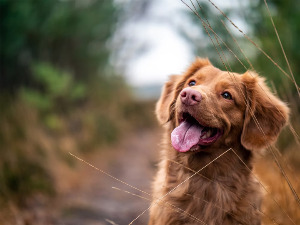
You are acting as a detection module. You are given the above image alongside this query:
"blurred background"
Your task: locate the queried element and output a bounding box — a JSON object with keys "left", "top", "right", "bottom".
{"left": 0, "top": 0, "right": 299, "bottom": 224}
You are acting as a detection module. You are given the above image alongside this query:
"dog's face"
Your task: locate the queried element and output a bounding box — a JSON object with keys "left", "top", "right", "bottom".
{"left": 156, "top": 58, "right": 289, "bottom": 153}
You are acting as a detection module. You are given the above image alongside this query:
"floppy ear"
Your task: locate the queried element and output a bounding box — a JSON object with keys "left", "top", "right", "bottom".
{"left": 155, "top": 75, "right": 181, "bottom": 124}
{"left": 241, "top": 72, "right": 289, "bottom": 150}
{"left": 155, "top": 57, "right": 211, "bottom": 124}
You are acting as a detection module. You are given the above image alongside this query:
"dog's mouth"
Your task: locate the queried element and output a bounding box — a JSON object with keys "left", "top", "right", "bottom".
{"left": 171, "top": 112, "right": 222, "bottom": 153}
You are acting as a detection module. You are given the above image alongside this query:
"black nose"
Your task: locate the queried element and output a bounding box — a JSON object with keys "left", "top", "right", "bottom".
{"left": 180, "top": 88, "right": 202, "bottom": 105}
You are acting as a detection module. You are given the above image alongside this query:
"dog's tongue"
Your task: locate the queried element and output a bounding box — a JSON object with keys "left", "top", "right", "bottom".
{"left": 171, "top": 120, "right": 203, "bottom": 152}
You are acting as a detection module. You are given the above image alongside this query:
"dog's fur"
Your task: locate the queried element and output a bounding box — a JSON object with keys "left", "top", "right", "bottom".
{"left": 149, "top": 58, "right": 289, "bottom": 225}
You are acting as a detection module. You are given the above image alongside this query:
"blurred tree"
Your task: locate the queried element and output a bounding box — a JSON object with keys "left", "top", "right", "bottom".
{"left": 246, "top": 0, "right": 300, "bottom": 92}
{"left": 0, "top": 0, "right": 118, "bottom": 94}
{"left": 0, "top": 0, "right": 132, "bottom": 210}
{"left": 180, "top": 1, "right": 252, "bottom": 73}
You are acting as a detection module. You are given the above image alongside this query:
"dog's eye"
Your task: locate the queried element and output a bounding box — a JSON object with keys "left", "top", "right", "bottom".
{"left": 221, "top": 91, "right": 232, "bottom": 100}
{"left": 188, "top": 80, "right": 196, "bottom": 86}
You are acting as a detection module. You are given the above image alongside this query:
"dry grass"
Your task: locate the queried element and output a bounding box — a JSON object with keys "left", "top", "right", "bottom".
{"left": 255, "top": 148, "right": 300, "bottom": 225}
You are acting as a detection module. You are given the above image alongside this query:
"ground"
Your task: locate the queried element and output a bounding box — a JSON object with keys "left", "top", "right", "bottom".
{"left": 56, "top": 129, "right": 161, "bottom": 225}
{"left": 3, "top": 127, "right": 299, "bottom": 225}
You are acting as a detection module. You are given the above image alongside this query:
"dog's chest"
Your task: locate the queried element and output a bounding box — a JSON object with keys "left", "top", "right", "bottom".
{"left": 171, "top": 173, "right": 238, "bottom": 207}
{"left": 165, "top": 167, "right": 245, "bottom": 223}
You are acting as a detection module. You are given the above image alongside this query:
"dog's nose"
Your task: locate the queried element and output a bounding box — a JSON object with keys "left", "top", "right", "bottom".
{"left": 180, "top": 88, "right": 202, "bottom": 105}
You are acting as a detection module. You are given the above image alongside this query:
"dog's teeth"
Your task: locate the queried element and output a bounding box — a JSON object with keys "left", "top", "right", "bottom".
{"left": 190, "top": 146, "right": 199, "bottom": 151}
{"left": 207, "top": 129, "right": 212, "bottom": 137}
{"left": 200, "top": 129, "right": 214, "bottom": 139}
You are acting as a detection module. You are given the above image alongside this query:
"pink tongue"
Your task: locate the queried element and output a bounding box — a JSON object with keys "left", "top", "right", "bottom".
{"left": 171, "top": 120, "right": 203, "bottom": 152}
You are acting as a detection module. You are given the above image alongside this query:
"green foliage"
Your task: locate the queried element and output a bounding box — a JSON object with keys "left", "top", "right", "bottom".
{"left": 0, "top": 0, "right": 118, "bottom": 93}
{"left": 122, "top": 100, "right": 157, "bottom": 129}
{"left": 96, "top": 115, "right": 119, "bottom": 145}
{"left": 21, "top": 62, "right": 86, "bottom": 112}
{"left": 19, "top": 62, "right": 87, "bottom": 131}
{"left": 242, "top": 0, "right": 300, "bottom": 93}
{"left": 0, "top": 154, "right": 54, "bottom": 205}
{"left": 0, "top": 1, "right": 155, "bottom": 214}
{"left": 0, "top": 102, "right": 54, "bottom": 206}
{"left": 21, "top": 88, "right": 53, "bottom": 111}
{"left": 32, "top": 63, "right": 72, "bottom": 98}
{"left": 182, "top": 2, "right": 249, "bottom": 71}
{"left": 0, "top": 0, "right": 125, "bottom": 211}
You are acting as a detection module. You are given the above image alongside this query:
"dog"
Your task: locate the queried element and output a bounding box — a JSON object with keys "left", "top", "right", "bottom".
{"left": 148, "top": 58, "right": 289, "bottom": 225}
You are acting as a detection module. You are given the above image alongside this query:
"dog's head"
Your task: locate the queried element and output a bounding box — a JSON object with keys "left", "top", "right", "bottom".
{"left": 156, "top": 58, "right": 289, "bottom": 153}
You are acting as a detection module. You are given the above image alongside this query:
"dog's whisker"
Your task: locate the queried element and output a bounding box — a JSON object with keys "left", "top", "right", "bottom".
{"left": 288, "top": 123, "right": 300, "bottom": 144}
{"left": 69, "top": 152, "right": 151, "bottom": 197}
{"left": 167, "top": 159, "right": 212, "bottom": 182}
{"left": 112, "top": 187, "right": 151, "bottom": 201}
{"left": 112, "top": 186, "right": 207, "bottom": 225}
{"left": 105, "top": 219, "right": 119, "bottom": 225}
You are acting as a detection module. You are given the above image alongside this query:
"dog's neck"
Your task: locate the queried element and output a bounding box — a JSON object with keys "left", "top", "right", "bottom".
{"left": 185, "top": 148, "right": 251, "bottom": 179}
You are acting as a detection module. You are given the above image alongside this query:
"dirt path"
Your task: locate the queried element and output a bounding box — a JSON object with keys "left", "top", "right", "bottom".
{"left": 56, "top": 128, "right": 161, "bottom": 225}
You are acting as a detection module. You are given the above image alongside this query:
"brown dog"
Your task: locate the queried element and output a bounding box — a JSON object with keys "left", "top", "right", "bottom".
{"left": 149, "top": 58, "right": 289, "bottom": 225}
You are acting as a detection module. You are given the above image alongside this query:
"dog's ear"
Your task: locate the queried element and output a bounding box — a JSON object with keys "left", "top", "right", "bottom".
{"left": 156, "top": 75, "right": 181, "bottom": 124}
{"left": 241, "top": 72, "right": 289, "bottom": 150}
{"left": 156, "top": 58, "right": 211, "bottom": 124}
